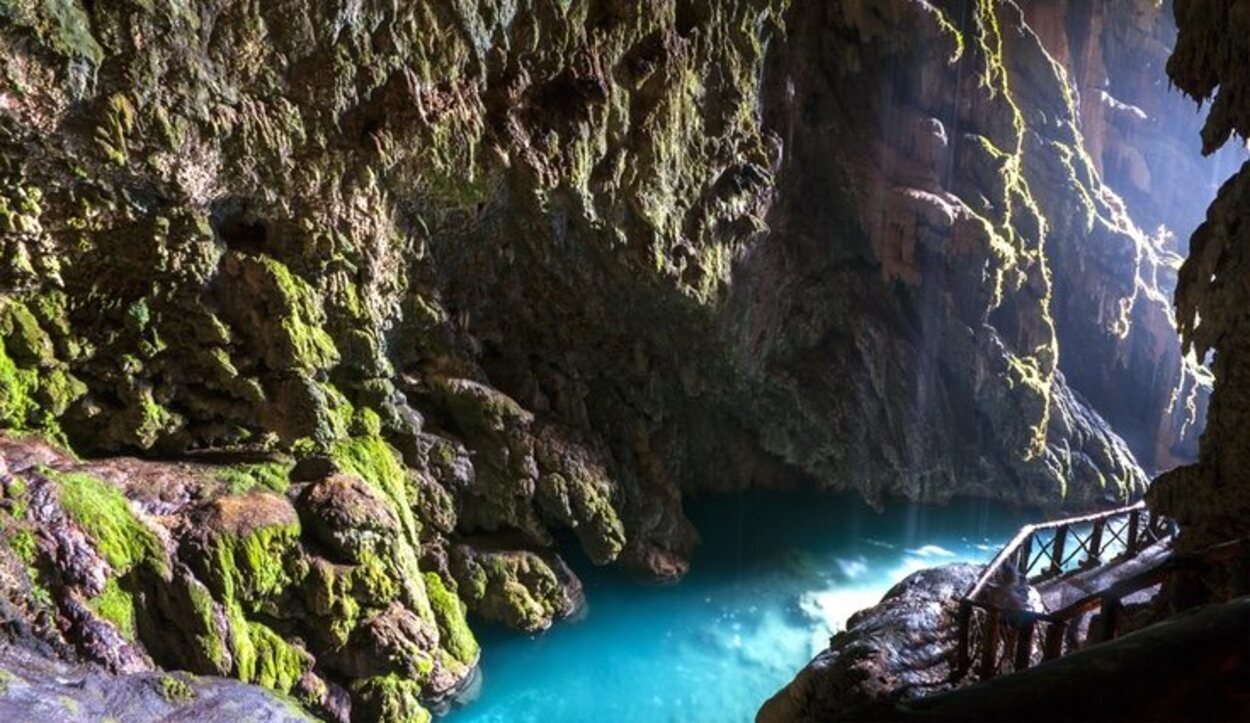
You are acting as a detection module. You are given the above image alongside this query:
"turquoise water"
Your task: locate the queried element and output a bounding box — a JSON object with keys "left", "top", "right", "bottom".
{"left": 444, "top": 491, "right": 1038, "bottom": 723}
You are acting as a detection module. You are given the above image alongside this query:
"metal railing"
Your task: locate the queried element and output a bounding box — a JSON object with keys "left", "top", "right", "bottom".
{"left": 955, "top": 501, "right": 1175, "bottom": 680}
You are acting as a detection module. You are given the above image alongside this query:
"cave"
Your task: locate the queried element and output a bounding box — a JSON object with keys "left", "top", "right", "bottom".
{"left": 2, "top": 1, "right": 1250, "bottom": 722}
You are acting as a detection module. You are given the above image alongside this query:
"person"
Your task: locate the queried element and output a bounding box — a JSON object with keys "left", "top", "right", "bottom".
{"left": 981, "top": 564, "right": 1043, "bottom": 671}
{"left": 984, "top": 564, "right": 1035, "bottom": 621}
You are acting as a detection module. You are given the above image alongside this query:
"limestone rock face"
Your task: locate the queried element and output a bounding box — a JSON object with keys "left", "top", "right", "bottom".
{"left": 1015, "top": 0, "right": 1247, "bottom": 479}
{"left": 745, "top": 0, "right": 1195, "bottom": 510}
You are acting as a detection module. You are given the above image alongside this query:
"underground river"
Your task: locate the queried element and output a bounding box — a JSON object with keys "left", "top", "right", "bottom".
{"left": 443, "top": 491, "right": 1040, "bottom": 722}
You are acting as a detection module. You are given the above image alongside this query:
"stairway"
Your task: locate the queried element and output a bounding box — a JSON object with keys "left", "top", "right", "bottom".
{"left": 954, "top": 502, "right": 1176, "bottom": 680}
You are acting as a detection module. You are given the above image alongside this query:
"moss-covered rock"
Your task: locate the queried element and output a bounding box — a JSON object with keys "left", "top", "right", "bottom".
{"left": 423, "top": 571, "right": 479, "bottom": 668}
{"left": 351, "top": 674, "right": 432, "bottom": 723}
{"left": 449, "top": 544, "right": 582, "bottom": 633}
{"left": 42, "top": 467, "right": 168, "bottom": 578}
{"left": 0, "top": 432, "right": 482, "bottom": 719}
{"left": 218, "top": 253, "right": 339, "bottom": 374}
{"left": 295, "top": 473, "right": 401, "bottom": 563}
{"left": 181, "top": 492, "right": 301, "bottom": 612}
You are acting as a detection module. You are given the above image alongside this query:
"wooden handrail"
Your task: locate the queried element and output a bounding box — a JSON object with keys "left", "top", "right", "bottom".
{"left": 966, "top": 501, "right": 1151, "bottom": 601}
{"left": 955, "top": 535, "right": 1247, "bottom": 681}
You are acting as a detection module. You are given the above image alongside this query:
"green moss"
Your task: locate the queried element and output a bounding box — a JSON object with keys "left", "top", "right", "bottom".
{"left": 158, "top": 675, "right": 195, "bottom": 704}
{"left": 89, "top": 577, "right": 136, "bottom": 639}
{"left": 184, "top": 575, "right": 230, "bottom": 672}
{"left": 329, "top": 436, "right": 420, "bottom": 543}
{"left": 931, "top": 5, "right": 966, "bottom": 63}
{"left": 305, "top": 558, "right": 359, "bottom": 645}
{"left": 6, "top": 477, "right": 29, "bottom": 520}
{"left": 3, "top": 300, "right": 54, "bottom": 365}
{"left": 215, "top": 461, "right": 294, "bottom": 494}
{"left": 9, "top": 528, "right": 35, "bottom": 563}
{"left": 354, "top": 674, "right": 432, "bottom": 723}
{"left": 244, "top": 617, "right": 308, "bottom": 692}
{"left": 431, "top": 377, "right": 531, "bottom": 436}
{"left": 327, "top": 436, "right": 436, "bottom": 622}
{"left": 125, "top": 298, "right": 151, "bottom": 333}
{"left": 0, "top": 341, "right": 39, "bottom": 427}
{"left": 0, "top": 0, "right": 104, "bottom": 64}
{"left": 323, "top": 383, "right": 355, "bottom": 441}
{"left": 95, "top": 93, "right": 136, "bottom": 166}
{"left": 7, "top": 527, "right": 51, "bottom": 607}
{"left": 424, "top": 572, "right": 479, "bottom": 666}
{"left": 200, "top": 513, "right": 300, "bottom": 611}
{"left": 37, "top": 368, "right": 87, "bottom": 417}
{"left": 42, "top": 467, "right": 167, "bottom": 576}
{"left": 351, "top": 407, "right": 382, "bottom": 437}
{"left": 970, "top": 0, "right": 1057, "bottom": 459}
{"left": 220, "top": 598, "right": 309, "bottom": 693}
{"left": 347, "top": 550, "right": 399, "bottom": 604}
{"left": 254, "top": 256, "right": 339, "bottom": 371}
{"left": 134, "top": 389, "right": 178, "bottom": 447}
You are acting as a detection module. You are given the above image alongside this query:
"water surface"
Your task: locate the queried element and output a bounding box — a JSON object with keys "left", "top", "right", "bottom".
{"left": 445, "top": 491, "right": 1038, "bottom": 723}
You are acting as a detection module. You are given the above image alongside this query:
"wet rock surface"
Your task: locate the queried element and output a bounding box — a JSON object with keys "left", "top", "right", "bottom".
{"left": 757, "top": 563, "right": 981, "bottom": 723}
{"left": 0, "top": 643, "right": 312, "bottom": 723}
{"left": 842, "top": 594, "right": 1250, "bottom": 722}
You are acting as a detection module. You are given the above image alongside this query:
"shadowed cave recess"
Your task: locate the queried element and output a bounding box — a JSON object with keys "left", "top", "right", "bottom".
{"left": 1, "top": 0, "right": 1249, "bottom": 721}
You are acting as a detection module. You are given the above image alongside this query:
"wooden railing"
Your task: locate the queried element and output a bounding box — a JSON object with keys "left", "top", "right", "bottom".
{"left": 955, "top": 502, "right": 1176, "bottom": 680}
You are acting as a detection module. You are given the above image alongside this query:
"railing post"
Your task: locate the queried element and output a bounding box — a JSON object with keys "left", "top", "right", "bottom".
{"left": 1013, "top": 618, "right": 1035, "bottom": 672}
{"left": 1100, "top": 598, "right": 1121, "bottom": 642}
{"left": 955, "top": 600, "right": 972, "bottom": 678}
{"left": 1049, "top": 526, "right": 1068, "bottom": 577}
{"left": 1126, "top": 510, "right": 1141, "bottom": 556}
{"left": 980, "top": 608, "right": 1002, "bottom": 679}
{"left": 1087, "top": 519, "right": 1105, "bottom": 567}
{"left": 1018, "top": 533, "right": 1034, "bottom": 577}
{"left": 1043, "top": 620, "right": 1066, "bottom": 661}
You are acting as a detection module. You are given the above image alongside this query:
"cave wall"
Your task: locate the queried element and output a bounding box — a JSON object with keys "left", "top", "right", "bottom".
{"left": 0, "top": 0, "right": 1218, "bottom": 719}
{"left": 1150, "top": 0, "right": 1250, "bottom": 551}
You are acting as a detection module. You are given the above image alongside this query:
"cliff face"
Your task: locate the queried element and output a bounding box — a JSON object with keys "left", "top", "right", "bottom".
{"left": 0, "top": 0, "right": 1213, "bottom": 719}
{"left": 1017, "top": 0, "right": 1228, "bottom": 474}
{"left": 1150, "top": 0, "right": 1250, "bottom": 551}
{"left": 748, "top": 0, "right": 1219, "bottom": 506}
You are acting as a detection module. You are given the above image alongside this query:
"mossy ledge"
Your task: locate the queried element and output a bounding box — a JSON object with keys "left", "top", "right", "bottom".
{"left": 0, "top": 433, "right": 482, "bottom": 721}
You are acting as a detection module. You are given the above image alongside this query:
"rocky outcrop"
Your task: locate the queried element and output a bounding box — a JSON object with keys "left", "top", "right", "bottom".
{"left": 757, "top": 563, "right": 980, "bottom": 722}
{"left": 746, "top": 0, "right": 1178, "bottom": 509}
{"left": 0, "top": 433, "right": 474, "bottom": 721}
{"left": 0, "top": 643, "right": 313, "bottom": 723}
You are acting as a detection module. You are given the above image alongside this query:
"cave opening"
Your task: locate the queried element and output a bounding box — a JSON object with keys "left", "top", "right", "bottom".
{"left": 209, "top": 197, "right": 271, "bottom": 255}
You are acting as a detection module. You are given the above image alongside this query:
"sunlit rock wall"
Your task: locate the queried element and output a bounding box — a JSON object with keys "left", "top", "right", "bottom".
{"left": 1018, "top": 0, "right": 1248, "bottom": 477}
